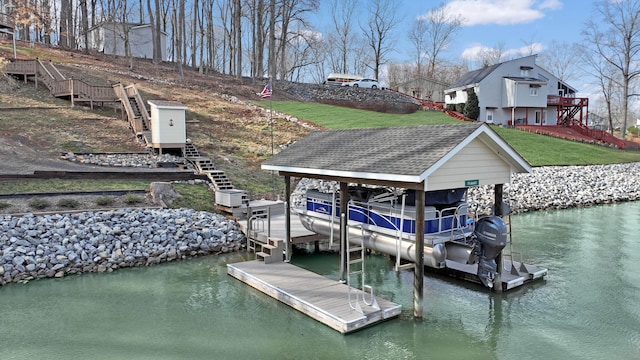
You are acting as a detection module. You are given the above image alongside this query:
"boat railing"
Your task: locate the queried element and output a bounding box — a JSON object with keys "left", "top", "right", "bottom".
{"left": 348, "top": 199, "right": 469, "bottom": 237}
{"left": 303, "top": 193, "right": 470, "bottom": 237}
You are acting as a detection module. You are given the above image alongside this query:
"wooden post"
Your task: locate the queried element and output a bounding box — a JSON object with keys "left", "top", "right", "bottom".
{"left": 414, "top": 184, "right": 425, "bottom": 318}
{"left": 339, "top": 182, "right": 349, "bottom": 282}
{"left": 284, "top": 176, "right": 291, "bottom": 261}
{"left": 70, "top": 78, "right": 74, "bottom": 107}
{"left": 494, "top": 184, "right": 504, "bottom": 293}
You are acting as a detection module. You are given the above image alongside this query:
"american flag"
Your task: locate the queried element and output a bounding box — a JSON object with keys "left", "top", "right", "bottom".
{"left": 258, "top": 81, "right": 272, "bottom": 98}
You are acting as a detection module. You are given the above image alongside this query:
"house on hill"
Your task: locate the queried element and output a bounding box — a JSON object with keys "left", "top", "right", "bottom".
{"left": 444, "top": 55, "right": 587, "bottom": 127}
{"left": 86, "top": 22, "right": 167, "bottom": 61}
{"left": 394, "top": 76, "right": 449, "bottom": 103}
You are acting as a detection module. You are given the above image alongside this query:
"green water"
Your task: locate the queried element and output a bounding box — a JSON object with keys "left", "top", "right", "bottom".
{"left": 0, "top": 202, "right": 639, "bottom": 359}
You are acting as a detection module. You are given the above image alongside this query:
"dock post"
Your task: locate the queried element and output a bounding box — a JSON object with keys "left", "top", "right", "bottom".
{"left": 414, "top": 183, "right": 425, "bottom": 318}
{"left": 494, "top": 184, "right": 504, "bottom": 293}
{"left": 339, "top": 182, "right": 349, "bottom": 282}
{"left": 284, "top": 176, "right": 291, "bottom": 261}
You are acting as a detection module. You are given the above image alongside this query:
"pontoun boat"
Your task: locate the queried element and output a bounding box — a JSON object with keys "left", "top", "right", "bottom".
{"left": 294, "top": 186, "right": 547, "bottom": 290}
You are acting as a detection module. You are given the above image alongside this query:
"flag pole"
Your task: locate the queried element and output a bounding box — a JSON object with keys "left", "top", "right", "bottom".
{"left": 270, "top": 82, "right": 275, "bottom": 198}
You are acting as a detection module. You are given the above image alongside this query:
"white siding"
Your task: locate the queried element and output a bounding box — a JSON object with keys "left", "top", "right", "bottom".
{"left": 426, "top": 139, "right": 511, "bottom": 191}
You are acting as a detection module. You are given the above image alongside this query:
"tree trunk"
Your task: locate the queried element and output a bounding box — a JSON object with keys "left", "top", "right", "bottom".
{"left": 80, "top": 0, "right": 89, "bottom": 54}
{"left": 268, "top": 0, "right": 276, "bottom": 80}
{"left": 191, "top": 0, "right": 198, "bottom": 68}
{"left": 234, "top": 0, "right": 241, "bottom": 78}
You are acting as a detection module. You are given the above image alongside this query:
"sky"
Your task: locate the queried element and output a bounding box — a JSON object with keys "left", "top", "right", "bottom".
{"left": 311, "top": 0, "right": 596, "bottom": 93}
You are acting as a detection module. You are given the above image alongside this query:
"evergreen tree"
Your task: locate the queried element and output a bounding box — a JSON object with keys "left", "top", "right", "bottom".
{"left": 464, "top": 88, "right": 480, "bottom": 120}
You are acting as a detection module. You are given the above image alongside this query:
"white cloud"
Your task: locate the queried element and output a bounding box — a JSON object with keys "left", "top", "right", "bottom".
{"left": 504, "top": 43, "right": 545, "bottom": 57}
{"left": 539, "top": 0, "right": 562, "bottom": 10}
{"left": 460, "top": 42, "right": 545, "bottom": 62}
{"left": 441, "top": 0, "right": 561, "bottom": 26}
{"left": 460, "top": 44, "right": 493, "bottom": 61}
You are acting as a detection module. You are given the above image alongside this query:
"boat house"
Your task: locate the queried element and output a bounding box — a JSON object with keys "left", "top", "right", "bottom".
{"left": 259, "top": 123, "right": 544, "bottom": 320}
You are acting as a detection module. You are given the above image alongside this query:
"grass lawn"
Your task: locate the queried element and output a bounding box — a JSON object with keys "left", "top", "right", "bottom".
{"left": 256, "top": 101, "right": 459, "bottom": 128}
{"left": 257, "top": 101, "right": 640, "bottom": 167}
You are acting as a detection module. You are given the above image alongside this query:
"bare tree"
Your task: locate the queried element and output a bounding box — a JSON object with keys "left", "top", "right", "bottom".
{"left": 361, "top": 0, "right": 400, "bottom": 80}
{"left": 268, "top": 0, "right": 275, "bottom": 80}
{"left": 80, "top": 0, "right": 89, "bottom": 53}
{"left": 59, "top": 0, "right": 72, "bottom": 48}
{"left": 147, "top": 0, "right": 163, "bottom": 64}
{"left": 329, "top": 0, "right": 358, "bottom": 74}
{"left": 582, "top": 43, "right": 624, "bottom": 134}
{"left": 277, "top": 0, "right": 319, "bottom": 80}
{"left": 583, "top": 0, "right": 640, "bottom": 138}
{"left": 414, "top": 3, "right": 462, "bottom": 77}
{"left": 248, "top": 0, "right": 267, "bottom": 78}
{"left": 233, "top": 0, "right": 241, "bottom": 78}
{"left": 538, "top": 40, "right": 580, "bottom": 83}
{"left": 478, "top": 42, "right": 505, "bottom": 67}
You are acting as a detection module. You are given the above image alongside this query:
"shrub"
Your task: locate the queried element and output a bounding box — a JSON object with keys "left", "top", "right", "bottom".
{"left": 95, "top": 196, "right": 115, "bottom": 206}
{"left": 122, "top": 193, "right": 143, "bottom": 205}
{"left": 28, "top": 198, "right": 50, "bottom": 210}
{"left": 463, "top": 89, "right": 480, "bottom": 120}
{"left": 57, "top": 198, "right": 80, "bottom": 208}
{"left": 455, "top": 103, "right": 465, "bottom": 114}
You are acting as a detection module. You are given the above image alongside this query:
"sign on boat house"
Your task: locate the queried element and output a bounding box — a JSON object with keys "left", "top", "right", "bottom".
{"left": 261, "top": 122, "right": 531, "bottom": 315}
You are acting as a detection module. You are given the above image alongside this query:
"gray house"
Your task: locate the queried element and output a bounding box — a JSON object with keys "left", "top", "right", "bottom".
{"left": 86, "top": 22, "right": 167, "bottom": 61}
{"left": 444, "top": 55, "right": 586, "bottom": 127}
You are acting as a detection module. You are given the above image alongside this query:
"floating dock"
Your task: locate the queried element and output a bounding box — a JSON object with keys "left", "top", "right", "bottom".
{"left": 227, "top": 260, "right": 402, "bottom": 334}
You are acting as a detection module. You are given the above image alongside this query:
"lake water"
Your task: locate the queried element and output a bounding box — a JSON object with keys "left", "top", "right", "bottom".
{"left": 0, "top": 202, "right": 639, "bottom": 359}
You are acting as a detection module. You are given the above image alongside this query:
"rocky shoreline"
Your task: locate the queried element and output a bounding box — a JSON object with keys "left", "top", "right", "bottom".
{"left": 0, "top": 208, "right": 244, "bottom": 285}
{"left": 293, "top": 162, "right": 640, "bottom": 215}
{"left": 2, "top": 160, "right": 640, "bottom": 286}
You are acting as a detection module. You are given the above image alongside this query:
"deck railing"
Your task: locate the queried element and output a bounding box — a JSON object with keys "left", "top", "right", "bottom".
{"left": 4, "top": 59, "right": 37, "bottom": 74}
{"left": 547, "top": 95, "right": 588, "bottom": 107}
{"left": 3, "top": 58, "right": 119, "bottom": 107}
{"left": 0, "top": 12, "right": 14, "bottom": 30}
{"left": 567, "top": 118, "right": 626, "bottom": 150}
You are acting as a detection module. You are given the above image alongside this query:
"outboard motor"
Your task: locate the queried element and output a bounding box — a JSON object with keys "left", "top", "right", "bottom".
{"left": 472, "top": 216, "right": 507, "bottom": 289}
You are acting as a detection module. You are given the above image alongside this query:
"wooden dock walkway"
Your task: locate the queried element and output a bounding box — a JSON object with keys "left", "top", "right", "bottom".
{"left": 227, "top": 260, "right": 402, "bottom": 334}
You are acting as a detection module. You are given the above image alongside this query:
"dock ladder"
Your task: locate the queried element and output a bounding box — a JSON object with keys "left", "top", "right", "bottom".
{"left": 499, "top": 202, "right": 534, "bottom": 276}
{"left": 394, "top": 194, "right": 414, "bottom": 272}
{"left": 346, "top": 221, "right": 379, "bottom": 314}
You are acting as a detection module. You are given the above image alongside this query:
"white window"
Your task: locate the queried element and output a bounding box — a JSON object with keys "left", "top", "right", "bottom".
{"left": 530, "top": 87, "right": 538, "bottom": 96}
{"left": 521, "top": 69, "right": 530, "bottom": 77}
{"left": 486, "top": 110, "right": 494, "bottom": 123}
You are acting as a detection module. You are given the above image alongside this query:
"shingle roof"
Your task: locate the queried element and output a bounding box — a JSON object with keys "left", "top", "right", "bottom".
{"left": 448, "top": 63, "right": 501, "bottom": 89}
{"left": 262, "top": 123, "right": 484, "bottom": 179}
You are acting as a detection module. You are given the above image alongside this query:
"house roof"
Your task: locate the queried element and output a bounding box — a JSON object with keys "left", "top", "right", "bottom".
{"left": 262, "top": 123, "right": 531, "bottom": 190}
{"left": 448, "top": 63, "right": 501, "bottom": 90}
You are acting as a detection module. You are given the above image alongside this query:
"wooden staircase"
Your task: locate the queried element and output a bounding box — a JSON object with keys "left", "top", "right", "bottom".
{"left": 112, "top": 83, "right": 151, "bottom": 140}
{"left": 183, "top": 142, "right": 234, "bottom": 190}
{"left": 4, "top": 59, "right": 119, "bottom": 108}
{"left": 256, "top": 237, "right": 285, "bottom": 264}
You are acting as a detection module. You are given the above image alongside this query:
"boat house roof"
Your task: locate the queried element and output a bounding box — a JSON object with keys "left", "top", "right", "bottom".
{"left": 262, "top": 123, "right": 531, "bottom": 191}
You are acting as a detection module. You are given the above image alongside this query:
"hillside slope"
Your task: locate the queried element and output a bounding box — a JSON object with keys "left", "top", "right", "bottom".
{"left": 1, "top": 40, "right": 320, "bottom": 198}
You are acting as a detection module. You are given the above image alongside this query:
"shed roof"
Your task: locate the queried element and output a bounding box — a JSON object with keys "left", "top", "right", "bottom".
{"left": 262, "top": 123, "right": 531, "bottom": 190}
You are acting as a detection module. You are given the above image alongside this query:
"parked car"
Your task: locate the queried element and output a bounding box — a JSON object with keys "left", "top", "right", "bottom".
{"left": 342, "top": 78, "right": 382, "bottom": 89}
